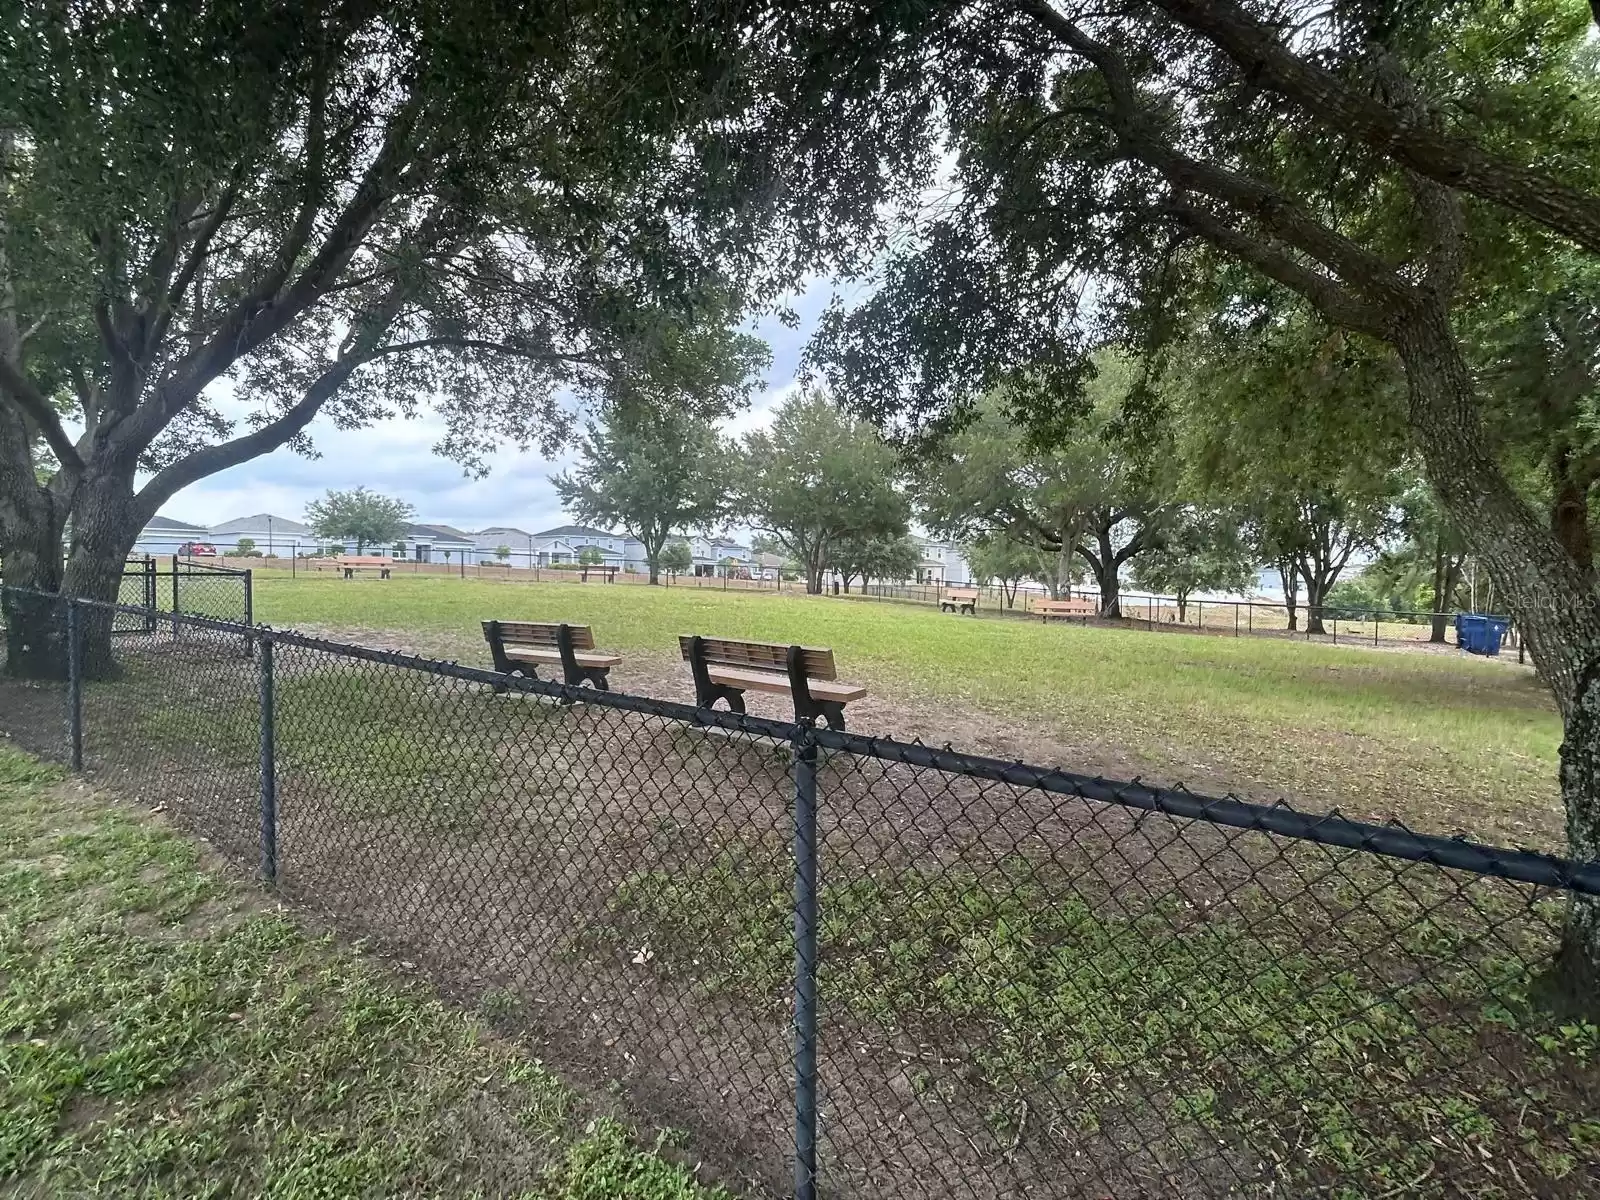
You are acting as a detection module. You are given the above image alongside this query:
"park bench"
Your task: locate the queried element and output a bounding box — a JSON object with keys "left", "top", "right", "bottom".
{"left": 679, "top": 635, "right": 866, "bottom": 730}
{"left": 940, "top": 588, "right": 980, "bottom": 615}
{"left": 1034, "top": 597, "right": 1098, "bottom": 624}
{"left": 482, "top": 620, "right": 621, "bottom": 690}
{"left": 313, "top": 555, "right": 394, "bottom": 579}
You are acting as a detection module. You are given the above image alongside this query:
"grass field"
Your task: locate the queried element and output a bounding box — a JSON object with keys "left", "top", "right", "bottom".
{"left": 0, "top": 746, "right": 728, "bottom": 1198}
{"left": 252, "top": 573, "right": 1564, "bottom": 849}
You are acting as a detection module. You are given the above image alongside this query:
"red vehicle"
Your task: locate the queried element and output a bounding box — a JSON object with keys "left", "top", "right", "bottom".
{"left": 178, "top": 541, "right": 217, "bottom": 556}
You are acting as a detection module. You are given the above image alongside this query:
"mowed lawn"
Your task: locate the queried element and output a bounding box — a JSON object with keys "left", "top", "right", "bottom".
{"left": 254, "top": 574, "right": 1564, "bottom": 848}
{"left": 0, "top": 747, "right": 731, "bottom": 1198}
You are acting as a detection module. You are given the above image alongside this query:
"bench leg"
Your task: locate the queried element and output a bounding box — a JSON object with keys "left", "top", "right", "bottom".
{"left": 817, "top": 701, "right": 846, "bottom": 732}
{"left": 564, "top": 665, "right": 611, "bottom": 692}
{"left": 698, "top": 684, "right": 745, "bottom": 715}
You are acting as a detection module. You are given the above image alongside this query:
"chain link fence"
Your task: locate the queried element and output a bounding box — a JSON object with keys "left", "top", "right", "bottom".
{"left": 1, "top": 588, "right": 1596, "bottom": 1198}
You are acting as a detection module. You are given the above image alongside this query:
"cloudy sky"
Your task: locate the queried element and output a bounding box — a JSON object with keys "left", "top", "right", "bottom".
{"left": 151, "top": 282, "right": 837, "bottom": 536}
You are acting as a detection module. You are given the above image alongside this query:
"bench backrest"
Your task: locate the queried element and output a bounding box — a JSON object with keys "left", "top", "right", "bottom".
{"left": 946, "top": 589, "right": 979, "bottom": 600}
{"left": 1037, "top": 598, "right": 1096, "bottom": 611}
{"left": 678, "top": 635, "right": 835, "bottom": 680}
{"left": 484, "top": 620, "right": 596, "bottom": 651}
{"left": 337, "top": 555, "right": 392, "bottom": 566}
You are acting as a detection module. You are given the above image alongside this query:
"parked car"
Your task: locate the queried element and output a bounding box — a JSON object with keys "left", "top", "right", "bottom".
{"left": 178, "top": 541, "right": 217, "bottom": 556}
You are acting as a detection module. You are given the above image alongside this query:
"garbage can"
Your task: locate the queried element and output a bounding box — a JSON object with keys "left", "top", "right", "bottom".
{"left": 1457, "top": 613, "right": 1486, "bottom": 653}
{"left": 1482, "top": 617, "right": 1508, "bottom": 657}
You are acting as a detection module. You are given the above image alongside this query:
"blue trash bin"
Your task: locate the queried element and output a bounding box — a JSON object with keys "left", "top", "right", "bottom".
{"left": 1482, "top": 617, "right": 1507, "bottom": 656}
{"left": 1457, "top": 613, "right": 1486, "bottom": 654}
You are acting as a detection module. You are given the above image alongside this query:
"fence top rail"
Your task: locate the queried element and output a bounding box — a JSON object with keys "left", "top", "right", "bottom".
{"left": 16, "top": 586, "right": 1594, "bottom": 896}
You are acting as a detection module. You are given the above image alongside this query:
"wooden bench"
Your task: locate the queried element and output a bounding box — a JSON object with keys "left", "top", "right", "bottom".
{"left": 1034, "top": 597, "right": 1098, "bottom": 623}
{"left": 482, "top": 620, "right": 621, "bottom": 691}
{"left": 312, "top": 555, "right": 394, "bottom": 579}
{"left": 679, "top": 635, "right": 866, "bottom": 730}
{"left": 940, "top": 588, "right": 979, "bottom": 615}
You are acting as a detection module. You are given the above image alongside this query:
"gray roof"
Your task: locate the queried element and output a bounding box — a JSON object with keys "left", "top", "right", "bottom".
{"left": 404, "top": 522, "right": 476, "bottom": 545}
{"left": 534, "top": 524, "right": 620, "bottom": 539}
{"left": 474, "top": 526, "right": 530, "bottom": 539}
{"left": 208, "top": 513, "right": 312, "bottom": 536}
{"left": 145, "top": 515, "right": 210, "bottom": 534}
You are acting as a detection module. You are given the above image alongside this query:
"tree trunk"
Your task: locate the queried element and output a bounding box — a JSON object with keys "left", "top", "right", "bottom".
{"left": 1394, "top": 301, "right": 1600, "bottom": 1007}
{"left": 1276, "top": 558, "right": 1299, "bottom": 631}
{"left": 1302, "top": 564, "right": 1329, "bottom": 636}
{"left": 1550, "top": 452, "right": 1595, "bottom": 581}
{"left": 60, "top": 470, "right": 145, "bottom": 679}
{"left": 1429, "top": 535, "right": 1462, "bottom": 644}
{"left": 0, "top": 493, "right": 68, "bottom": 679}
{"left": 1176, "top": 591, "right": 1189, "bottom": 623}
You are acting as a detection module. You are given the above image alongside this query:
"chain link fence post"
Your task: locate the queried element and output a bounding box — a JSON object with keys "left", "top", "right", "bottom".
{"left": 66, "top": 597, "right": 83, "bottom": 770}
{"left": 258, "top": 633, "right": 278, "bottom": 883}
{"left": 792, "top": 723, "right": 820, "bottom": 1200}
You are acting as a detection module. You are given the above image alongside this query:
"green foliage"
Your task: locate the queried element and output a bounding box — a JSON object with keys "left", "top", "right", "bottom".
{"left": 831, "top": 533, "right": 920, "bottom": 588}
{"left": 1130, "top": 509, "right": 1256, "bottom": 611}
{"left": 658, "top": 540, "right": 692, "bottom": 576}
{"left": 917, "top": 355, "right": 1168, "bottom": 602}
{"left": 738, "top": 389, "right": 908, "bottom": 592}
{"left": 553, "top": 401, "right": 737, "bottom": 583}
{"left": 234, "top": 537, "right": 256, "bottom": 555}
{"left": 578, "top": 546, "right": 605, "bottom": 566}
{"left": 964, "top": 533, "right": 1036, "bottom": 607}
{"left": 305, "top": 487, "right": 414, "bottom": 555}
{"left": 0, "top": 0, "right": 770, "bottom": 600}
{"left": 495, "top": 544, "right": 511, "bottom": 560}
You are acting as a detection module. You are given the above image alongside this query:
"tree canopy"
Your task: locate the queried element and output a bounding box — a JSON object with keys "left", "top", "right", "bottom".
{"left": 304, "top": 487, "right": 413, "bottom": 555}
{"left": 738, "top": 389, "right": 908, "bottom": 594}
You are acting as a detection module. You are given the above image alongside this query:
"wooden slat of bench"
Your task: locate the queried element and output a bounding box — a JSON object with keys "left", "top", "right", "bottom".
{"left": 1036, "top": 600, "right": 1096, "bottom": 614}
{"left": 483, "top": 620, "right": 597, "bottom": 651}
{"left": 705, "top": 665, "right": 866, "bottom": 703}
{"left": 678, "top": 635, "right": 835, "bottom": 680}
{"left": 506, "top": 646, "right": 622, "bottom": 668}
{"left": 946, "top": 590, "right": 979, "bottom": 599}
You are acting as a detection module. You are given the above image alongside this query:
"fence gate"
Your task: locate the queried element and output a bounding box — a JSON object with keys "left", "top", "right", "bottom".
{"left": 113, "top": 556, "right": 158, "bottom": 636}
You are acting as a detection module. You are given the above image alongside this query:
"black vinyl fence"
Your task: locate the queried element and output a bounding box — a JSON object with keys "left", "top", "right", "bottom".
{"left": 1, "top": 588, "right": 1596, "bottom": 1199}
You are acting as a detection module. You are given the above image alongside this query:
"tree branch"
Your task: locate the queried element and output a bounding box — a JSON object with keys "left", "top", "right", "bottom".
{"left": 1167, "top": 202, "right": 1389, "bottom": 336}
{"left": 0, "top": 359, "right": 84, "bottom": 473}
{"left": 1145, "top": 0, "right": 1600, "bottom": 255}
{"left": 134, "top": 356, "right": 361, "bottom": 521}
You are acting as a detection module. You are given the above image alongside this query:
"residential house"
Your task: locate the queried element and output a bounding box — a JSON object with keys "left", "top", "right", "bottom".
{"left": 393, "top": 523, "right": 477, "bottom": 563}
{"left": 207, "top": 513, "right": 312, "bottom": 557}
{"left": 134, "top": 515, "right": 214, "bottom": 555}
{"left": 471, "top": 526, "right": 534, "bottom": 566}
{"left": 688, "top": 536, "right": 753, "bottom": 577}
{"left": 528, "top": 524, "right": 644, "bottom": 568}
{"left": 912, "top": 537, "right": 972, "bottom": 585}
{"left": 752, "top": 551, "right": 787, "bottom": 581}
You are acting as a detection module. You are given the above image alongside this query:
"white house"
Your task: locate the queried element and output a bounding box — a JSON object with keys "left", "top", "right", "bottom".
{"left": 134, "top": 515, "right": 214, "bottom": 555}
{"left": 912, "top": 537, "right": 972, "bottom": 585}
{"left": 688, "top": 536, "right": 753, "bottom": 576}
{"left": 526, "top": 524, "right": 644, "bottom": 568}
{"left": 207, "top": 513, "right": 312, "bottom": 556}
{"left": 392, "top": 523, "right": 477, "bottom": 562}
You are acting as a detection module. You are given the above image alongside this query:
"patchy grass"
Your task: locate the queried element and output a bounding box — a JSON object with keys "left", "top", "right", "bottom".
{"left": 0, "top": 743, "right": 731, "bottom": 1199}
{"left": 602, "top": 845, "right": 1600, "bottom": 1197}
{"left": 254, "top": 574, "right": 1562, "bottom": 845}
